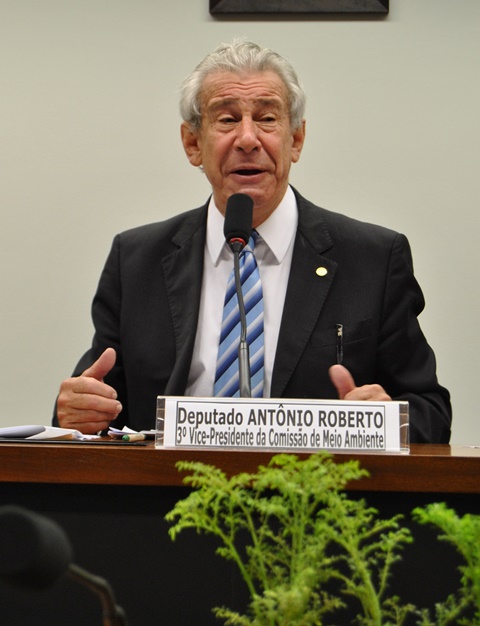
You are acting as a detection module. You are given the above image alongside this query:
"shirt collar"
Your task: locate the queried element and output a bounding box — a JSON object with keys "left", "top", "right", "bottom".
{"left": 206, "top": 186, "right": 298, "bottom": 266}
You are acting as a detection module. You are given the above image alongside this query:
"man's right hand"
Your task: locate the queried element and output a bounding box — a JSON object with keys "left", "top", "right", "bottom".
{"left": 56, "top": 348, "right": 122, "bottom": 434}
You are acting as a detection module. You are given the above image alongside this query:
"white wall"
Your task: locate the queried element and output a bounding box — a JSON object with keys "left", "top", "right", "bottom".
{"left": 1, "top": 0, "right": 478, "bottom": 444}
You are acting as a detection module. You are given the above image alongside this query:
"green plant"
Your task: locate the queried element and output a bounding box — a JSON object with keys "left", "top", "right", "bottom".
{"left": 413, "top": 503, "right": 480, "bottom": 626}
{"left": 166, "top": 453, "right": 480, "bottom": 625}
{"left": 165, "top": 453, "right": 414, "bottom": 625}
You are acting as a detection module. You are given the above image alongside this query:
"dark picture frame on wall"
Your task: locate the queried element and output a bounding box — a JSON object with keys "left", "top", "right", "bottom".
{"left": 210, "top": 0, "right": 389, "bottom": 15}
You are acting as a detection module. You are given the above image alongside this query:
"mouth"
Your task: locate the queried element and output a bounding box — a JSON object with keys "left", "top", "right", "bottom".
{"left": 231, "top": 168, "right": 266, "bottom": 177}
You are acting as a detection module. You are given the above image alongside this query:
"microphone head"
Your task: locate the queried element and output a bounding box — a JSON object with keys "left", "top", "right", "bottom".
{"left": 0, "top": 505, "right": 73, "bottom": 590}
{"left": 224, "top": 193, "right": 254, "bottom": 250}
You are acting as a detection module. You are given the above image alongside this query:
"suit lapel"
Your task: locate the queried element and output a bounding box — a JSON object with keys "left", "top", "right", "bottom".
{"left": 161, "top": 205, "right": 208, "bottom": 395}
{"left": 271, "top": 192, "right": 337, "bottom": 397}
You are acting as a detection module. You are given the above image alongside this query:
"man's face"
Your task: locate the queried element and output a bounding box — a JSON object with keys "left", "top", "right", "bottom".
{"left": 181, "top": 70, "right": 305, "bottom": 227}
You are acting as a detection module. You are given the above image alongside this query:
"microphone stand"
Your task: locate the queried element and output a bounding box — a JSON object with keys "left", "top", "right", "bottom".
{"left": 232, "top": 246, "right": 251, "bottom": 398}
{"left": 68, "top": 564, "right": 127, "bottom": 626}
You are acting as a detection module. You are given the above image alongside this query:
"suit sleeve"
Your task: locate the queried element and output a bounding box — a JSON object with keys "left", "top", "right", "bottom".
{"left": 376, "top": 233, "right": 451, "bottom": 443}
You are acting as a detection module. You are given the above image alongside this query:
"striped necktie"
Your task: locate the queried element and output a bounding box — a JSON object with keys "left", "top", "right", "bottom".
{"left": 214, "top": 232, "right": 264, "bottom": 398}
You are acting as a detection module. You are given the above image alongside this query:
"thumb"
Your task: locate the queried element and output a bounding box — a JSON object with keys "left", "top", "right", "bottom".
{"left": 82, "top": 348, "right": 116, "bottom": 381}
{"left": 329, "top": 364, "right": 357, "bottom": 400}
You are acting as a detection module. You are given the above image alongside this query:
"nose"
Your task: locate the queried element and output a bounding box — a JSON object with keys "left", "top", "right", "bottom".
{"left": 234, "top": 117, "right": 261, "bottom": 153}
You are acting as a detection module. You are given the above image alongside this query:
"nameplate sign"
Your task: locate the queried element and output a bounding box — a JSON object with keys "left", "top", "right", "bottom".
{"left": 156, "top": 397, "right": 409, "bottom": 453}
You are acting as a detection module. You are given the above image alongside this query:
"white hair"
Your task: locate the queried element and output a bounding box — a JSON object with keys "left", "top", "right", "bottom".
{"left": 179, "top": 40, "right": 306, "bottom": 130}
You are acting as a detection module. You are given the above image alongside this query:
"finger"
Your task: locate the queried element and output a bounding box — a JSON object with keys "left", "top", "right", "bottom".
{"left": 70, "top": 376, "right": 118, "bottom": 400}
{"left": 329, "top": 364, "right": 357, "bottom": 400}
{"left": 66, "top": 389, "right": 122, "bottom": 415}
{"left": 343, "top": 384, "right": 392, "bottom": 402}
{"left": 64, "top": 404, "right": 120, "bottom": 424}
{"left": 81, "top": 347, "right": 116, "bottom": 381}
{"left": 57, "top": 398, "right": 121, "bottom": 432}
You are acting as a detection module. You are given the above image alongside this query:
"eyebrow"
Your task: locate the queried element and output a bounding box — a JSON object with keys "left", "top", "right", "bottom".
{"left": 208, "top": 97, "right": 284, "bottom": 112}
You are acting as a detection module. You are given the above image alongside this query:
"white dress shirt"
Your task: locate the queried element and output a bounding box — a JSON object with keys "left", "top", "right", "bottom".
{"left": 185, "top": 186, "right": 298, "bottom": 397}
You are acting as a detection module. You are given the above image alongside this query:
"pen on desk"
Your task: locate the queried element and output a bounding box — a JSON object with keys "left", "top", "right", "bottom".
{"left": 122, "top": 433, "right": 146, "bottom": 442}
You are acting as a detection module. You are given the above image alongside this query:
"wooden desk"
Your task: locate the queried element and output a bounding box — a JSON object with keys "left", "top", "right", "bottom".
{"left": 0, "top": 443, "right": 479, "bottom": 625}
{"left": 1, "top": 441, "right": 479, "bottom": 491}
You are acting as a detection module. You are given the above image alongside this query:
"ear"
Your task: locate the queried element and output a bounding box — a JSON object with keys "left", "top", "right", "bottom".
{"left": 181, "top": 122, "right": 203, "bottom": 167}
{"left": 291, "top": 119, "right": 306, "bottom": 163}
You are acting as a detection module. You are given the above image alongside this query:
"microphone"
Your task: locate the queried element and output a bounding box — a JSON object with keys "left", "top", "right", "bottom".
{"left": 224, "top": 193, "right": 253, "bottom": 253}
{"left": 0, "top": 505, "right": 72, "bottom": 590}
{"left": 224, "top": 194, "right": 254, "bottom": 398}
{"left": 0, "top": 505, "right": 127, "bottom": 626}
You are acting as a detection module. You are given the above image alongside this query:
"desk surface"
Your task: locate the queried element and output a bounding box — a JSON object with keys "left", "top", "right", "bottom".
{"left": 0, "top": 442, "right": 479, "bottom": 493}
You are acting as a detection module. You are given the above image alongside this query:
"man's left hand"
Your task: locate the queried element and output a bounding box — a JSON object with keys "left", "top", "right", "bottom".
{"left": 329, "top": 364, "right": 392, "bottom": 402}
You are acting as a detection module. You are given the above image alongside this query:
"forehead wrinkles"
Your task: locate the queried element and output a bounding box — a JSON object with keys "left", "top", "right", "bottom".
{"left": 201, "top": 71, "right": 288, "bottom": 113}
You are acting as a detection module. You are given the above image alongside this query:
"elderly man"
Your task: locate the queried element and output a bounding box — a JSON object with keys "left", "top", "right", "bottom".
{"left": 54, "top": 41, "right": 451, "bottom": 443}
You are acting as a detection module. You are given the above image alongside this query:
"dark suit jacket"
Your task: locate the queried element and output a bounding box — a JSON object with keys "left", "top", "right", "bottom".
{"left": 57, "top": 190, "right": 451, "bottom": 443}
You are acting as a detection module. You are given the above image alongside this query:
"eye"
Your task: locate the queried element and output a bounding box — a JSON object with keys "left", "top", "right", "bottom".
{"left": 218, "top": 115, "right": 236, "bottom": 124}
{"left": 257, "top": 112, "right": 281, "bottom": 127}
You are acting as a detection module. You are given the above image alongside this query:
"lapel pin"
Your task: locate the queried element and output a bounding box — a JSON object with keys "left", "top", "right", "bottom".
{"left": 316, "top": 267, "right": 328, "bottom": 277}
